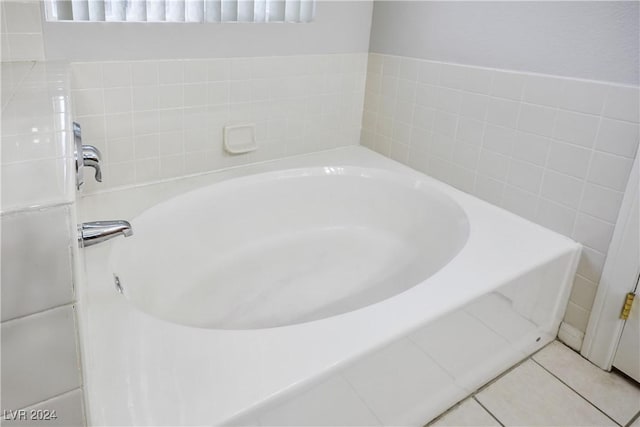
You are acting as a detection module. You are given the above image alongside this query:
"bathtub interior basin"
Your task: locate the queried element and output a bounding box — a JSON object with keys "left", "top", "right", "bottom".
{"left": 110, "top": 166, "right": 470, "bottom": 329}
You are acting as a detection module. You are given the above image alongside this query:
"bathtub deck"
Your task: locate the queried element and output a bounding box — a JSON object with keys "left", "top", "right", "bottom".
{"left": 429, "top": 341, "right": 640, "bottom": 427}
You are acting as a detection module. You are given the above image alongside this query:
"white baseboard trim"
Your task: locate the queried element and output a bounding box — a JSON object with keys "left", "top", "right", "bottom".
{"left": 558, "top": 321, "right": 585, "bottom": 351}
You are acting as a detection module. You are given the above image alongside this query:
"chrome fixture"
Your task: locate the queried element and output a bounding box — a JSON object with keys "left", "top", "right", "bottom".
{"left": 80, "top": 220, "right": 133, "bottom": 247}
{"left": 74, "top": 122, "right": 103, "bottom": 189}
{"left": 83, "top": 145, "right": 102, "bottom": 182}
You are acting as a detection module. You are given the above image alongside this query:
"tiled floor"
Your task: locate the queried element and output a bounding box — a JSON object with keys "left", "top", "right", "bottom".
{"left": 429, "top": 341, "right": 640, "bottom": 427}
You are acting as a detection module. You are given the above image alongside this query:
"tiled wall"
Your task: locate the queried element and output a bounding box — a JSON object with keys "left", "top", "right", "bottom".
{"left": 70, "top": 53, "right": 367, "bottom": 192}
{"left": 361, "top": 53, "right": 639, "bottom": 337}
{"left": 1, "top": 62, "right": 85, "bottom": 426}
{"left": 1, "top": 0, "right": 45, "bottom": 62}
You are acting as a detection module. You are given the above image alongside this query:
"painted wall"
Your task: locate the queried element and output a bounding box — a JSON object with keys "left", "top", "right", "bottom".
{"left": 43, "top": 1, "right": 373, "bottom": 61}
{"left": 369, "top": 1, "right": 639, "bottom": 85}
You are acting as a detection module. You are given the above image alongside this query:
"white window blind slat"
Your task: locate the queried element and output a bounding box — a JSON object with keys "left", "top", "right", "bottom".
{"left": 221, "top": 0, "right": 237, "bottom": 22}
{"left": 166, "top": 0, "right": 186, "bottom": 21}
{"left": 253, "top": 0, "right": 266, "bottom": 23}
{"left": 71, "top": 0, "right": 89, "bottom": 20}
{"left": 237, "top": 0, "right": 254, "bottom": 22}
{"left": 127, "top": 0, "right": 148, "bottom": 22}
{"left": 147, "top": 0, "right": 166, "bottom": 21}
{"left": 204, "top": 0, "right": 221, "bottom": 22}
{"left": 299, "top": 0, "right": 313, "bottom": 23}
{"left": 105, "top": 0, "right": 127, "bottom": 21}
{"left": 88, "top": 0, "right": 106, "bottom": 21}
{"left": 186, "top": 0, "right": 205, "bottom": 22}
{"left": 266, "top": 0, "right": 285, "bottom": 22}
{"left": 284, "top": 0, "right": 299, "bottom": 23}
{"left": 47, "top": 0, "right": 314, "bottom": 22}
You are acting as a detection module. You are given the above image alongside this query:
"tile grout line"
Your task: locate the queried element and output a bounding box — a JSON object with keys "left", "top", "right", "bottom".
{"left": 426, "top": 342, "right": 554, "bottom": 426}
{"left": 1, "top": 301, "right": 77, "bottom": 325}
{"left": 472, "top": 395, "right": 506, "bottom": 427}
{"left": 624, "top": 409, "right": 640, "bottom": 427}
{"left": 530, "top": 357, "right": 623, "bottom": 426}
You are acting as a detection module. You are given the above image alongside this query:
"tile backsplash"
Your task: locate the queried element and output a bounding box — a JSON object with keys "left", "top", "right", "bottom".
{"left": 1, "top": 61, "right": 85, "bottom": 425}
{"left": 362, "top": 53, "right": 639, "bottom": 335}
{"left": 1, "top": 0, "right": 45, "bottom": 62}
{"left": 71, "top": 53, "right": 367, "bottom": 192}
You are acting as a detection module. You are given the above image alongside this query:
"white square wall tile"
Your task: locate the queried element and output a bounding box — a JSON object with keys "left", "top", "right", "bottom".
{"left": 103, "top": 87, "right": 132, "bottom": 114}
{"left": 158, "top": 60, "right": 184, "bottom": 84}
{"left": 501, "top": 185, "right": 538, "bottom": 220}
{"left": 486, "top": 97, "right": 519, "bottom": 128}
{"left": 579, "top": 183, "right": 624, "bottom": 223}
{"left": 587, "top": 151, "right": 634, "bottom": 191}
{"left": 483, "top": 124, "right": 515, "bottom": 156}
{"left": 602, "top": 85, "right": 640, "bottom": 123}
{"left": 540, "top": 170, "right": 584, "bottom": 209}
{"left": 577, "top": 246, "right": 606, "bottom": 283}
{"left": 1, "top": 306, "right": 81, "bottom": 410}
{"left": 491, "top": 70, "right": 525, "bottom": 101}
{"left": 546, "top": 141, "right": 591, "bottom": 179}
{"left": 398, "top": 57, "right": 419, "bottom": 81}
{"left": 478, "top": 150, "right": 510, "bottom": 181}
{"left": 533, "top": 341, "right": 640, "bottom": 426}
{"left": 511, "top": 132, "right": 550, "bottom": 166}
{"left": 102, "top": 62, "right": 132, "bottom": 88}
{"left": 456, "top": 117, "right": 484, "bottom": 146}
{"left": 560, "top": 79, "right": 608, "bottom": 115}
{"left": 572, "top": 213, "right": 615, "bottom": 253}
{"left": 3, "top": 1, "right": 42, "bottom": 33}
{"left": 522, "top": 74, "right": 564, "bottom": 107}
{"left": 131, "top": 61, "right": 159, "bottom": 86}
{"left": 552, "top": 110, "right": 599, "bottom": 148}
{"left": 535, "top": 198, "right": 576, "bottom": 236}
{"left": 564, "top": 301, "right": 591, "bottom": 331}
{"left": 595, "top": 118, "right": 640, "bottom": 158}
{"left": 461, "top": 67, "right": 492, "bottom": 94}
{"left": 506, "top": 159, "right": 543, "bottom": 194}
{"left": 418, "top": 61, "right": 441, "bottom": 85}
{"left": 343, "top": 339, "right": 459, "bottom": 426}
{"left": 474, "top": 175, "right": 504, "bottom": 205}
{"left": 71, "top": 63, "right": 103, "bottom": 90}
{"left": 460, "top": 92, "right": 489, "bottom": 121}
{"left": 476, "top": 360, "right": 616, "bottom": 426}
{"left": 1, "top": 158, "right": 72, "bottom": 212}
{"left": 429, "top": 399, "right": 500, "bottom": 427}
{"left": 517, "top": 103, "right": 556, "bottom": 137}
{"left": 569, "top": 275, "right": 598, "bottom": 311}
{"left": 257, "top": 375, "right": 380, "bottom": 426}
{"left": 1, "top": 207, "right": 74, "bottom": 321}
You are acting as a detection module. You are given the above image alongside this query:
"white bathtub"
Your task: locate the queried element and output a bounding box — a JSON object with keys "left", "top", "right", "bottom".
{"left": 79, "top": 146, "right": 581, "bottom": 426}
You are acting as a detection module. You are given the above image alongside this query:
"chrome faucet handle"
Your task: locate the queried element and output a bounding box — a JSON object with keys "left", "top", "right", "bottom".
{"left": 82, "top": 144, "right": 102, "bottom": 182}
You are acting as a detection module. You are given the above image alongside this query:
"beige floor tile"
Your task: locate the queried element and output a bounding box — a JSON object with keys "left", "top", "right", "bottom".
{"left": 476, "top": 360, "right": 616, "bottom": 426}
{"left": 533, "top": 341, "right": 640, "bottom": 425}
{"left": 429, "top": 398, "right": 500, "bottom": 427}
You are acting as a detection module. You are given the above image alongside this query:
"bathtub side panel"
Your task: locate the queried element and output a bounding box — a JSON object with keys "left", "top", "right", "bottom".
{"left": 230, "top": 248, "right": 581, "bottom": 426}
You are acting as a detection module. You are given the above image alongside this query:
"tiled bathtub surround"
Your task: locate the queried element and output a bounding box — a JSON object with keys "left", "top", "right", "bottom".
{"left": 1, "top": 0, "right": 45, "bottom": 62}
{"left": 1, "top": 62, "right": 85, "bottom": 426}
{"left": 361, "top": 53, "right": 639, "bottom": 337}
{"left": 70, "top": 53, "right": 367, "bottom": 192}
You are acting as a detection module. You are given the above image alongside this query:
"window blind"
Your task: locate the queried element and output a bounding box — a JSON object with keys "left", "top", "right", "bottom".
{"left": 46, "top": 0, "right": 316, "bottom": 22}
